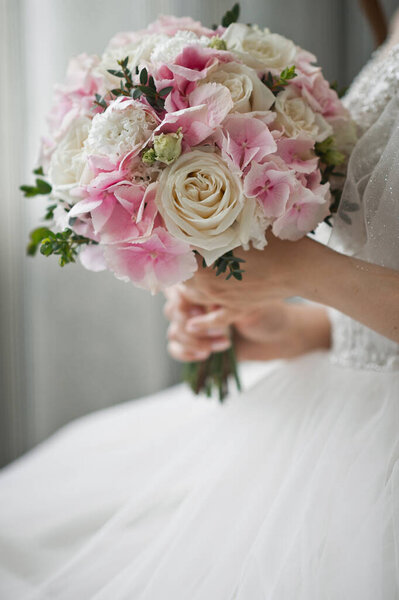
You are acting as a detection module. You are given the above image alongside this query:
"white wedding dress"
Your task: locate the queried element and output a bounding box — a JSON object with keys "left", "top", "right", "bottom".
{"left": 1, "top": 44, "right": 399, "bottom": 600}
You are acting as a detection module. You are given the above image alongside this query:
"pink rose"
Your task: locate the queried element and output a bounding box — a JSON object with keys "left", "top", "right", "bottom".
{"left": 104, "top": 227, "right": 198, "bottom": 293}
{"left": 294, "top": 71, "right": 345, "bottom": 119}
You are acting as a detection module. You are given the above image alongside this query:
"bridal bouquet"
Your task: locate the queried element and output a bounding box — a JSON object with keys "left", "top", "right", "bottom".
{"left": 23, "top": 5, "right": 354, "bottom": 400}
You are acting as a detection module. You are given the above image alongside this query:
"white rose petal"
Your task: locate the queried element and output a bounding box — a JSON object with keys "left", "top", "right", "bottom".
{"left": 275, "top": 87, "right": 333, "bottom": 142}
{"left": 222, "top": 23, "right": 297, "bottom": 71}
{"left": 156, "top": 149, "right": 253, "bottom": 264}
{"left": 198, "top": 61, "right": 274, "bottom": 113}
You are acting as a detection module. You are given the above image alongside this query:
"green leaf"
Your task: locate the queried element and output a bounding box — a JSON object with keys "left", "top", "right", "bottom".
{"left": 20, "top": 185, "right": 39, "bottom": 197}
{"left": 132, "top": 88, "right": 142, "bottom": 99}
{"left": 107, "top": 69, "right": 125, "bottom": 77}
{"left": 33, "top": 166, "right": 44, "bottom": 176}
{"left": 26, "top": 226, "right": 53, "bottom": 256}
{"left": 44, "top": 203, "right": 57, "bottom": 220}
{"left": 159, "top": 86, "right": 173, "bottom": 96}
{"left": 221, "top": 3, "right": 240, "bottom": 28}
{"left": 35, "top": 178, "right": 52, "bottom": 194}
{"left": 140, "top": 67, "right": 148, "bottom": 85}
{"left": 280, "top": 65, "right": 297, "bottom": 82}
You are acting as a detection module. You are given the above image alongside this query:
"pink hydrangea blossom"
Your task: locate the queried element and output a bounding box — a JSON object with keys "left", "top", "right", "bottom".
{"left": 275, "top": 135, "right": 319, "bottom": 173}
{"left": 155, "top": 84, "right": 233, "bottom": 147}
{"left": 47, "top": 54, "right": 104, "bottom": 141}
{"left": 216, "top": 113, "right": 277, "bottom": 172}
{"left": 104, "top": 228, "right": 198, "bottom": 293}
{"left": 244, "top": 159, "right": 297, "bottom": 218}
{"left": 294, "top": 49, "right": 319, "bottom": 76}
{"left": 69, "top": 174, "right": 159, "bottom": 244}
{"left": 272, "top": 182, "right": 330, "bottom": 240}
{"left": 79, "top": 245, "right": 107, "bottom": 272}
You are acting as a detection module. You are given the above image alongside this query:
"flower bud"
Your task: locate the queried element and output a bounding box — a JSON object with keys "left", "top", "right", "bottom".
{"left": 208, "top": 37, "right": 227, "bottom": 51}
{"left": 153, "top": 130, "right": 183, "bottom": 165}
{"left": 142, "top": 148, "right": 157, "bottom": 165}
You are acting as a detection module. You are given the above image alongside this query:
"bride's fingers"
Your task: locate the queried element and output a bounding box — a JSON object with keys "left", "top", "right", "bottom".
{"left": 167, "top": 322, "right": 231, "bottom": 353}
{"left": 185, "top": 308, "right": 236, "bottom": 334}
{"left": 167, "top": 322, "right": 231, "bottom": 361}
{"left": 163, "top": 294, "right": 205, "bottom": 323}
{"left": 168, "top": 340, "right": 211, "bottom": 362}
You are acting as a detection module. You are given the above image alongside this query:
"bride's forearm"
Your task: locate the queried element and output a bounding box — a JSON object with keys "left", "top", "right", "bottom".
{"left": 295, "top": 239, "right": 399, "bottom": 343}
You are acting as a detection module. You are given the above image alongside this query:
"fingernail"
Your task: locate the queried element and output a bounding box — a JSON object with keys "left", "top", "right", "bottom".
{"left": 188, "top": 308, "right": 202, "bottom": 317}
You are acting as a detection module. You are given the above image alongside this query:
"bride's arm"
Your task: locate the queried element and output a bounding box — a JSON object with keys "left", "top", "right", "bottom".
{"left": 296, "top": 237, "right": 399, "bottom": 342}
{"left": 183, "top": 235, "right": 399, "bottom": 343}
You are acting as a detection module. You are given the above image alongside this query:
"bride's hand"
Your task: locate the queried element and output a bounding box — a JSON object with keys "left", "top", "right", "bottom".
{"left": 164, "top": 285, "right": 331, "bottom": 362}
{"left": 182, "top": 234, "right": 306, "bottom": 312}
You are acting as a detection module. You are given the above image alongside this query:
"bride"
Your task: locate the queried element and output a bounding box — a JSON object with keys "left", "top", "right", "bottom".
{"left": 1, "top": 1, "right": 398, "bottom": 598}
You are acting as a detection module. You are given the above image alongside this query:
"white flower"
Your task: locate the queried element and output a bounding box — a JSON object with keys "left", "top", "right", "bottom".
{"left": 238, "top": 197, "right": 270, "bottom": 251}
{"left": 198, "top": 62, "right": 274, "bottom": 113}
{"left": 100, "top": 34, "right": 166, "bottom": 81}
{"left": 156, "top": 149, "right": 252, "bottom": 264}
{"left": 150, "top": 30, "right": 209, "bottom": 64}
{"left": 275, "top": 87, "right": 333, "bottom": 142}
{"left": 222, "top": 23, "right": 297, "bottom": 71}
{"left": 85, "top": 97, "right": 158, "bottom": 162}
{"left": 48, "top": 116, "right": 92, "bottom": 204}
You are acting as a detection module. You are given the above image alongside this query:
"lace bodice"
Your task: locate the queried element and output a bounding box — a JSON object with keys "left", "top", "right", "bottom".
{"left": 343, "top": 43, "right": 399, "bottom": 136}
{"left": 328, "top": 43, "right": 399, "bottom": 372}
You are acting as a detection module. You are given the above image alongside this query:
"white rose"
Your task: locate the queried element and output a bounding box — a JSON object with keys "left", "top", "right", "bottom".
{"left": 238, "top": 197, "right": 270, "bottom": 251}
{"left": 48, "top": 116, "right": 92, "bottom": 204}
{"left": 222, "top": 24, "right": 297, "bottom": 71}
{"left": 275, "top": 87, "right": 333, "bottom": 142}
{"left": 85, "top": 97, "right": 158, "bottom": 163}
{"left": 156, "top": 149, "right": 252, "bottom": 264}
{"left": 198, "top": 62, "right": 274, "bottom": 113}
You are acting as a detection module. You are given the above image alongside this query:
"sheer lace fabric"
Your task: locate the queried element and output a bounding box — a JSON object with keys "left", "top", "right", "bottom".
{"left": 328, "top": 44, "right": 399, "bottom": 372}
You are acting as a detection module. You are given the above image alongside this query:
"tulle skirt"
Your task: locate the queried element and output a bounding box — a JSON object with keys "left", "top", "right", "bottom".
{"left": 0, "top": 351, "right": 398, "bottom": 599}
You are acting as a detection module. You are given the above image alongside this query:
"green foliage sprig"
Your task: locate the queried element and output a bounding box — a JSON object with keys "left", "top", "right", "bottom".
{"left": 213, "top": 250, "right": 245, "bottom": 281}
{"left": 213, "top": 2, "right": 240, "bottom": 30}
{"left": 105, "top": 59, "right": 173, "bottom": 112}
{"left": 27, "top": 227, "right": 97, "bottom": 266}
{"left": 20, "top": 167, "right": 52, "bottom": 197}
{"left": 262, "top": 65, "right": 297, "bottom": 95}
{"left": 315, "top": 137, "right": 353, "bottom": 226}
